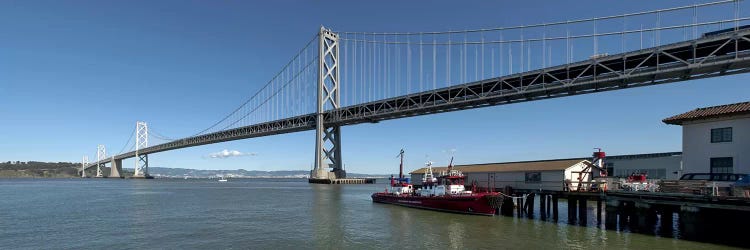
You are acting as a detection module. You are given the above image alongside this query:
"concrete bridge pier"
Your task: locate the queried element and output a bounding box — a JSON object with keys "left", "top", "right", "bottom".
{"left": 109, "top": 157, "right": 123, "bottom": 178}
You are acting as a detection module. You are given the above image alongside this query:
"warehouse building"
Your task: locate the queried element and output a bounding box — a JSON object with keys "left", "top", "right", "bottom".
{"left": 408, "top": 152, "right": 684, "bottom": 191}
{"left": 604, "top": 152, "right": 683, "bottom": 180}
{"left": 409, "top": 158, "right": 595, "bottom": 191}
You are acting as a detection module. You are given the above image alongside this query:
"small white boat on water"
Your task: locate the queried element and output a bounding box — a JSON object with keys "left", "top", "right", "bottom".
{"left": 218, "top": 176, "right": 228, "bottom": 182}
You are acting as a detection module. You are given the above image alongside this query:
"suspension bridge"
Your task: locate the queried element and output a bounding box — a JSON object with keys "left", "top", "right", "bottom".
{"left": 81, "top": 1, "right": 750, "bottom": 182}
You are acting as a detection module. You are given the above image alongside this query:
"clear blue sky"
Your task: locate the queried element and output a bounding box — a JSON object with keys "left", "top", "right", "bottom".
{"left": 1, "top": 0, "right": 748, "bottom": 174}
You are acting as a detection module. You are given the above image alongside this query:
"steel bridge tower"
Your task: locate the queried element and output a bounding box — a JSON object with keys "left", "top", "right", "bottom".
{"left": 81, "top": 155, "right": 89, "bottom": 178}
{"left": 133, "top": 121, "right": 151, "bottom": 178}
{"left": 311, "top": 27, "right": 346, "bottom": 181}
{"left": 95, "top": 144, "right": 106, "bottom": 178}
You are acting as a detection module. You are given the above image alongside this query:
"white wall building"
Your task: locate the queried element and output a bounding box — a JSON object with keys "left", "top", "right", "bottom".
{"left": 664, "top": 101, "right": 750, "bottom": 174}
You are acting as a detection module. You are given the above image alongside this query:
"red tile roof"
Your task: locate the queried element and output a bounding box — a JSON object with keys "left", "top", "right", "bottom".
{"left": 663, "top": 101, "right": 750, "bottom": 125}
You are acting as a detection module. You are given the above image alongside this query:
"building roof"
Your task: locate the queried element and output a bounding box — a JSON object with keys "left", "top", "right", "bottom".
{"left": 663, "top": 101, "right": 750, "bottom": 125}
{"left": 606, "top": 151, "right": 681, "bottom": 160}
{"left": 408, "top": 158, "right": 587, "bottom": 174}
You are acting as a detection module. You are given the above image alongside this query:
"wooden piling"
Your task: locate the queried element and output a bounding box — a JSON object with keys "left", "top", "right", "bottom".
{"left": 540, "top": 194, "right": 547, "bottom": 220}
{"left": 516, "top": 197, "right": 522, "bottom": 217}
{"left": 578, "top": 198, "right": 588, "bottom": 225}
{"left": 568, "top": 198, "right": 577, "bottom": 223}
{"left": 546, "top": 195, "right": 551, "bottom": 217}
{"left": 501, "top": 197, "right": 514, "bottom": 216}
{"left": 597, "top": 199, "right": 602, "bottom": 224}
{"left": 527, "top": 193, "right": 535, "bottom": 218}
{"left": 552, "top": 195, "right": 559, "bottom": 220}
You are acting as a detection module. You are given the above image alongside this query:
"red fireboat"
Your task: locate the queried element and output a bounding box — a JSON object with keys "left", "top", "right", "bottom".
{"left": 371, "top": 149, "right": 503, "bottom": 216}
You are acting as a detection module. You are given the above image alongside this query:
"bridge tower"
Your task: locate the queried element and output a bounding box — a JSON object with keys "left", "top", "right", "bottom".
{"left": 81, "top": 155, "right": 89, "bottom": 178}
{"left": 95, "top": 144, "right": 106, "bottom": 178}
{"left": 133, "top": 121, "right": 151, "bottom": 178}
{"left": 311, "top": 26, "right": 345, "bottom": 182}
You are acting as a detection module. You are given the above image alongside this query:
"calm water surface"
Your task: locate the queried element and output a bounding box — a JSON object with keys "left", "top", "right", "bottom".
{"left": 0, "top": 178, "right": 740, "bottom": 249}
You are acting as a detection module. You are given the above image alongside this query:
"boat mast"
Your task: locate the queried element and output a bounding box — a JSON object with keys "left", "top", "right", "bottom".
{"left": 448, "top": 156, "right": 454, "bottom": 172}
{"left": 397, "top": 149, "right": 405, "bottom": 179}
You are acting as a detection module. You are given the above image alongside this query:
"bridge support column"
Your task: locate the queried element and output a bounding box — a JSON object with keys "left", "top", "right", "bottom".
{"left": 109, "top": 157, "right": 123, "bottom": 178}
{"left": 311, "top": 26, "right": 345, "bottom": 182}
{"left": 133, "top": 121, "right": 151, "bottom": 179}
{"left": 95, "top": 145, "right": 106, "bottom": 178}
{"left": 81, "top": 155, "right": 88, "bottom": 178}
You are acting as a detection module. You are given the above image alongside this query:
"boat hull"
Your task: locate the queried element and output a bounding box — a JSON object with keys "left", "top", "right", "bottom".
{"left": 371, "top": 193, "right": 499, "bottom": 216}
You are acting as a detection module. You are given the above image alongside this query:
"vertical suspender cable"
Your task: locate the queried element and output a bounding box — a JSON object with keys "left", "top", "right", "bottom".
{"left": 408, "top": 35, "right": 413, "bottom": 95}
{"left": 520, "top": 31, "right": 524, "bottom": 72}
{"left": 420, "top": 34, "right": 423, "bottom": 92}
{"left": 463, "top": 33, "right": 467, "bottom": 84}
{"left": 491, "top": 47, "right": 495, "bottom": 77}
{"left": 353, "top": 34, "right": 357, "bottom": 105}
{"left": 594, "top": 20, "right": 598, "bottom": 56}
{"left": 433, "top": 36, "right": 437, "bottom": 89}
{"left": 543, "top": 25, "right": 547, "bottom": 68}
{"left": 500, "top": 32, "right": 503, "bottom": 76}
{"left": 656, "top": 11, "right": 661, "bottom": 46}
{"left": 447, "top": 32, "right": 451, "bottom": 86}
{"left": 397, "top": 34, "right": 400, "bottom": 96}
{"left": 343, "top": 38, "right": 347, "bottom": 106}
{"left": 475, "top": 41, "right": 478, "bottom": 81}
{"left": 481, "top": 34, "right": 485, "bottom": 79}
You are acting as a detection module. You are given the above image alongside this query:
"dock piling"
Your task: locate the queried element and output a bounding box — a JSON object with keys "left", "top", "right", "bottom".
{"left": 540, "top": 194, "right": 547, "bottom": 220}
{"left": 578, "top": 198, "right": 588, "bottom": 225}
{"left": 552, "top": 195, "right": 559, "bottom": 220}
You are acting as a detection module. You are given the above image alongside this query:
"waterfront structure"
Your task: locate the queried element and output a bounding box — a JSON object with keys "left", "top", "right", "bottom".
{"left": 409, "top": 152, "right": 684, "bottom": 191}
{"left": 79, "top": 2, "right": 750, "bottom": 183}
{"left": 605, "top": 152, "right": 683, "bottom": 180}
{"left": 410, "top": 159, "right": 593, "bottom": 191}
{"left": 664, "top": 101, "right": 750, "bottom": 174}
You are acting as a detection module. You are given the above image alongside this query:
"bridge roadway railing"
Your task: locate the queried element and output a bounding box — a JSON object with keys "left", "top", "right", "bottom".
{"left": 327, "top": 29, "right": 750, "bottom": 126}
{"left": 86, "top": 29, "right": 750, "bottom": 169}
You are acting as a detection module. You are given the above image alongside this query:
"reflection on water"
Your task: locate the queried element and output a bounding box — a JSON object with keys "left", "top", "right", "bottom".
{"left": 311, "top": 184, "right": 344, "bottom": 249}
{"left": 0, "top": 179, "right": 742, "bottom": 249}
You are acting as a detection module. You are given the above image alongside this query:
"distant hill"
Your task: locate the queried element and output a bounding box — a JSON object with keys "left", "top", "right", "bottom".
{"left": 0, "top": 161, "right": 102, "bottom": 178}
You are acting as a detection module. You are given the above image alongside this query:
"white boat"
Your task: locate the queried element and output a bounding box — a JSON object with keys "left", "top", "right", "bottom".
{"left": 218, "top": 176, "right": 228, "bottom": 182}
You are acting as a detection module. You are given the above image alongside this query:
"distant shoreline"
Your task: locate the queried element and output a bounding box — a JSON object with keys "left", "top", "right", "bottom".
{"left": 0, "top": 161, "right": 388, "bottom": 179}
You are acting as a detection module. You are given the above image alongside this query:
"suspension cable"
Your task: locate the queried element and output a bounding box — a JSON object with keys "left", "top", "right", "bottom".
{"left": 193, "top": 34, "right": 318, "bottom": 136}
{"left": 337, "top": 0, "right": 736, "bottom": 35}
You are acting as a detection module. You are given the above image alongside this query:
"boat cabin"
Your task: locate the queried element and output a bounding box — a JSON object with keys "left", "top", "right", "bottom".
{"left": 418, "top": 162, "right": 473, "bottom": 196}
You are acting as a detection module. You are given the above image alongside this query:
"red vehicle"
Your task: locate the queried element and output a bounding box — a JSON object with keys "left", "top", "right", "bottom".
{"left": 627, "top": 173, "right": 648, "bottom": 183}
{"left": 371, "top": 151, "right": 502, "bottom": 216}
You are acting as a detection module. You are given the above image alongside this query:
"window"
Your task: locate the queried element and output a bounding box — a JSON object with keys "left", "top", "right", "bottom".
{"left": 525, "top": 172, "right": 541, "bottom": 183}
{"left": 711, "top": 127, "right": 732, "bottom": 143}
{"left": 711, "top": 157, "right": 733, "bottom": 174}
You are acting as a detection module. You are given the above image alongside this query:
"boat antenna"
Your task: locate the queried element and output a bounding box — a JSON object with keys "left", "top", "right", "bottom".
{"left": 448, "top": 156, "right": 454, "bottom": 172}
{"left": 396, "top": 149, "right": 405, "bottom": 179}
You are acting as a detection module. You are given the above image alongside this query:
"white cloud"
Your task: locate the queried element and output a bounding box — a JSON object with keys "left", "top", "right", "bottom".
{"left": 206, "top": 149, "right": 257, "bottom": 159}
